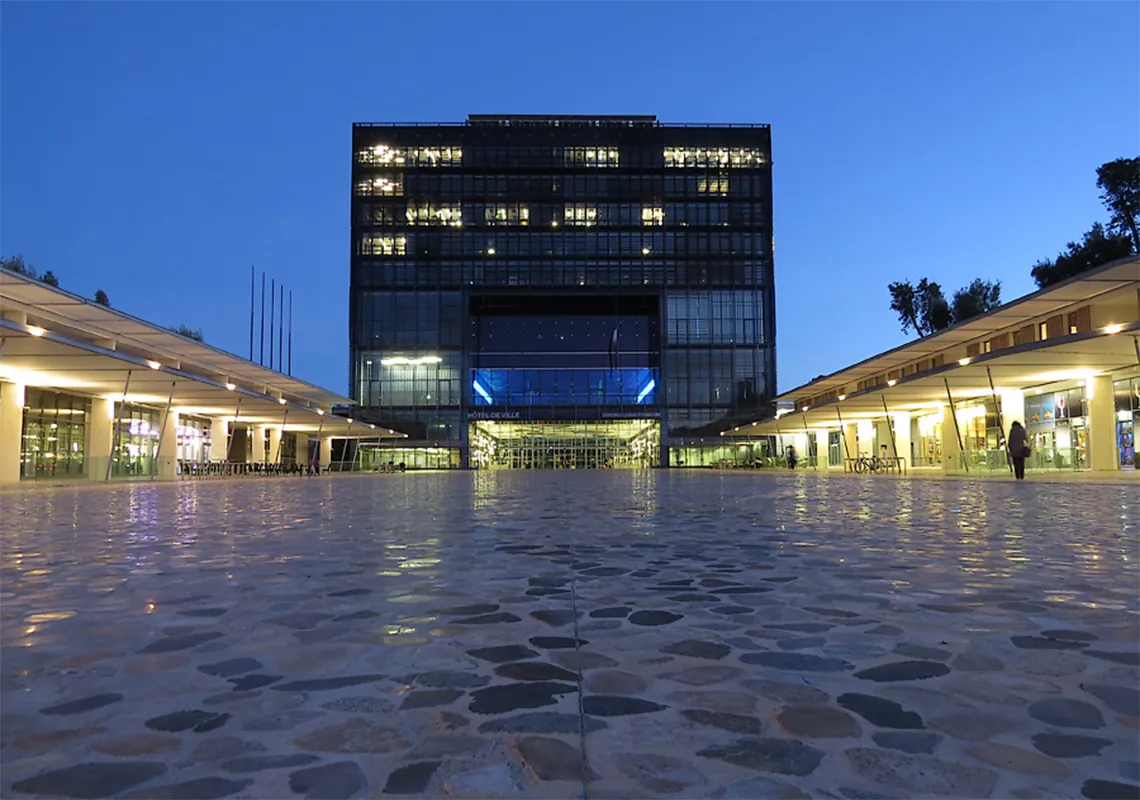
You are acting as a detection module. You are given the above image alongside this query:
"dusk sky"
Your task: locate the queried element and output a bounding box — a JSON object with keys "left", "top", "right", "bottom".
{"left": 2, "top": 2, "right": 1137, "bottom": 396}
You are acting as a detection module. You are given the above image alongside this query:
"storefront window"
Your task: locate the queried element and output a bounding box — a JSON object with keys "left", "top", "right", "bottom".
{"left": 112, "top": 405, "right": 161, "bottom": 477}
{"left": 21, "top": 389, "right": 89, "bottom": 480}
{"left": 1025, "top": 387, "right": 1087, "bottom": 470}
{"left": 176, "top": 416, "right": 211, "bottom": 466}
{"left": 913, "top": 413, "right": 942, "bottom": 467}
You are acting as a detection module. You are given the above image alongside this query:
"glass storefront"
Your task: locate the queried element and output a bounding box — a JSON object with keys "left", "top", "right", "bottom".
{"left": 912, "top": 412, "right": 942, "bottom": 467}
{"left": 1025, "top": 387, "right": 1087, "bottom": 471}
{"left": 471, "top": 419, "right": 659, "bottom": 469}
{"left": 1114, "top": 377, "right": 1140, "bottom": 468}
{"left": 20, "top": 389, "right": 89, "bottom": 480}
{"left": 111, "top": 405, "right": 162, "bottom": 477}
{"left": 361, "top": 446, "right": 460, "bottom": 470}
{"left": 176, "top": 415, "right": 211, "bottom": 466}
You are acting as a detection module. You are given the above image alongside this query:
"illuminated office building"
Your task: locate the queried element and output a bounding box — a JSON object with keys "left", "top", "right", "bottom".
{"left": 349, "top": 115, "right": 775, "bottom": 468}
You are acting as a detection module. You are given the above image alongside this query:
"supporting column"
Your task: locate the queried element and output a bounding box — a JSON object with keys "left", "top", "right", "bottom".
{"left": 842, "top": 423, "right": 858, "bottom": 466}
{"left": 252, "top": 425, "right": 269, "bottom": 463}
{"left": 294, "top": 434, "right": 309, "bottom": 469}
{"left": 159, "top": 411, "right": 179, "bottom": 479}
{"left": 814, "top": 430, "right": 830, "bottom": 470}
{"left": 0, "top": 381, "right": 25, "bottom": 485}
{"left": 209, "top": 418, "right": 229, "bottom": 463}
{"left": 320, "top": 436, "right": 334, "bottom": 472}
{"left": 1000, "top": 389, "right": 1026, "bottom": 429}
{"left": 1086, "top": 375, "right": 1117, "bottom": 471}
{"left": 87, "top": 397, "right": 114, "bottom": 481}
{"left": 941, "top": 403, "right": 961, "bottom": 472}
{"left": 267, "top": 426, "right": 282, "bottom": 465}
{"left": 892, "top": 413, "right": 912, "bottom": 469}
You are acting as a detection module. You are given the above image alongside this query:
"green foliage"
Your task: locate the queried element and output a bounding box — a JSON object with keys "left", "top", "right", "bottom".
{"left": 951, "top": 278, "right": 1002, "bottom": 323}
{"left": 1031, "top": 222, "right": 1134, "bottom": 288}
{"left": 1, "top": 254, "right": 37, "bottom": 279}
{"left": 94, "top": 289, "right": 111, "bottom": 307}
{"left": 889, "top": 278, "right": 951, "bottom": 337}
{"left": 170, "top": 324, "right": 204, "bottom": 342}
{"left": 1096, "top": 157, "right": 1140, "bottom": 251}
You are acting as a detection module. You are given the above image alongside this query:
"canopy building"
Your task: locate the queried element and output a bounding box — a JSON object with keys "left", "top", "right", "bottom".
{"left": 725, "top": 257, "right": 1140, "bottom": 476}
{"left": 0, "top": 270, "right": 403, "bottom": 484}
{"left": 349, "top": 114, "right": 776, "bottom": 469}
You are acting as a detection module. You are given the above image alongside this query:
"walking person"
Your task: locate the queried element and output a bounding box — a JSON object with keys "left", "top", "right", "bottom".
{"left": 786, "top": 445, "right": 798, "bottom": 470}
{"left": 1008, "top": 421, "right": 1030, "bottom": 480}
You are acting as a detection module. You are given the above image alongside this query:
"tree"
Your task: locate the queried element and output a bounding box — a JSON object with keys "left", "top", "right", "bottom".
{"left": 94, "top": 289, "right": 111, "bottom": 307}
{"left": 0, "top": 255, "right": 37, "bottom": 279}
{"left": 170, "top": 325, "right": 204, "bottom": 342}
{"left": 889, "top": 279, "right": 951, "bottom": 337}
{"left": 951, "top": 279, "right": 1002, "bottom": 323}
{"left": 1097, "top": 157, "right": 1140, "bottom": 252}
{"left": 1031, "top": 222, "right": 1135, "bottom": 288}
{"left": 40, "top": 270, "right": 60, "bottom": 287}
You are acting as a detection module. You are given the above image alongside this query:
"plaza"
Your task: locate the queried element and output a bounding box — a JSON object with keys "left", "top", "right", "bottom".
{"left": 2, "top": 471, "right": 1137, "bottom": 799}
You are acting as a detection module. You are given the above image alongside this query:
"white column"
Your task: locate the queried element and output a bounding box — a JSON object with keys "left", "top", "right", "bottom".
{"left": 86, "top": 397, "right": 114, "bottom": 481}
{"left": 1086, "top": 375, "right": 1117, "bottom": 472}
{"left": 267, "top": 426, "right": 282, "bottom": 465}
{"left": 1000, "top": 389, "right": 1026, "bottom": 430}
{"left": 209, "top": 418, "right": 229, "bottom": 462}
{"left": 251, "top": 425, "right": 268, "bottom": 463}
{"left": 941, "top": 403, "right": 960, "bottom": 472}
{"left": 842, "top": 423, "right": 858, "bottom": 465}
{"left": 294, "top": 434, "right": 309, "bottom": 468}
{"left": 856, "top": 421, "right": 875, "bottom": 457}
{"left": 320, "top": 436, "right": 334, "bottom": 470}
{"left": 892, "top": 412, "right": 912, "bottom": 468}
{"left": 814, "top": 430, "right": 830, "bottom": 470}
{"left": 0, "top": 381, "right": 25, "bottom": 485}
{"left": 159, "top": 410, "right": 179, "bottom": 480}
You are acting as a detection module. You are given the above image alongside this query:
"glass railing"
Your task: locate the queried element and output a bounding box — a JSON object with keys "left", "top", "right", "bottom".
{"left": 952, "top": 448, "right": 1086, "bottom": 473}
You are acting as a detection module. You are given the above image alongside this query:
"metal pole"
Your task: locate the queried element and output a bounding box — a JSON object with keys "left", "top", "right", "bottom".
{"left": 337, "top": 424, "right": 351, "bottom": 473}
{"left": 288, "top": 291, "right": 293, "bottom": 376}
{"left": 105, "top": 370, "right": 133, "bottom": 481}
{"left": 312, "top": 414, "right": 325, "bottom": 474}
{"left": 986, "top": 366, "right": 1012, "bottom": 473}
{"left": 774, "top": 416, "right": 783, "bottom": 467}
{"left": 152, "top": 380, "right": 177, "bottom": 478}
{"left": 278, "top": 283, "right": 284, "bottom": 373}
{"left": 259, "top": 272, "right": 266, "bottom": 365}
{"left": 249, "top": 265, "right": 255, "bottom": 361}
{"left": 880, "top": 394, "right": 902, "bottom": 474}
{"left": 274, "top": 409, "right": 289, "bottom": 465}
{"left": 835, "top": 406, "right": 851, "bottom": 462}
{"left": 269, "top": 278, "right": 275, "bottom": 370}
{"left": 943, "top": 377, "right": 968, "bottom": 473}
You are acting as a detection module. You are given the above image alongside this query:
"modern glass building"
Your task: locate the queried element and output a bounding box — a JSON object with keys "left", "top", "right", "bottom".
{"left": 349, "top": 115, "right": 775, "bottom": 468}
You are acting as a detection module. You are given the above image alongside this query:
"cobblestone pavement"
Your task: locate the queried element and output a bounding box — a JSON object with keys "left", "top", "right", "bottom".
{"left": 1, "top": 471, "right": 1138, "bottom": 799}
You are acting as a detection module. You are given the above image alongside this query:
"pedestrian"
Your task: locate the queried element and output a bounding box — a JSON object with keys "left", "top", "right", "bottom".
{"left": 1008, "top": 421, "right": 1030, "bottom": 480}
{"left": 787, "top": 445, "right": 798, "bottom": 470}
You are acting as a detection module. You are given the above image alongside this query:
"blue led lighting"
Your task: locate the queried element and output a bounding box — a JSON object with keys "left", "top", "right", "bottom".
{"left": 473, "top": 379, "right": 493, "bottom": 404}
{"left": 637, "top": 378, "right": 656, "bottom": 404}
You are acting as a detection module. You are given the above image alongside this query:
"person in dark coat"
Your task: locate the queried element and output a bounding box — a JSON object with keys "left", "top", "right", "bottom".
{"left": 1008, "top": 421, "right": 1029, "bottom": 480}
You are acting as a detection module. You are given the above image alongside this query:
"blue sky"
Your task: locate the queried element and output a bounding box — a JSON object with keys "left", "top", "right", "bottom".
{"left": 2, "top": 2, "right": 1137, "bottom": 396}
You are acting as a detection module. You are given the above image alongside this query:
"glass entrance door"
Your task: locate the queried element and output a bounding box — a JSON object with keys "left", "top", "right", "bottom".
{"left": 470, "top": 419, "right": 659, "bottom": 469}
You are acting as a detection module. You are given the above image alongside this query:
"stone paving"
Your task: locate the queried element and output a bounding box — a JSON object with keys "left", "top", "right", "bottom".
{"left": 1, "top": 471, "right": 1138, "bottom": 800}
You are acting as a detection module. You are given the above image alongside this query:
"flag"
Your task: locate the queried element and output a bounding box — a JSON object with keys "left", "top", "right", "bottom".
{"left": 609, "top": 325, "right": 618, "bottom": 371}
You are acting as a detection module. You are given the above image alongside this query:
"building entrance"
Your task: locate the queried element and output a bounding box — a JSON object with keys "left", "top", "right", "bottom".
{"left": 469, "top": 419, "right": 659, "bottom": 469}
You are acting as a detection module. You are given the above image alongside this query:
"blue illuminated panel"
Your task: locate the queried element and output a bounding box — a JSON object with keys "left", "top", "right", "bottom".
{"left": 472, "top": 368, "right": 658, "bottom": 407}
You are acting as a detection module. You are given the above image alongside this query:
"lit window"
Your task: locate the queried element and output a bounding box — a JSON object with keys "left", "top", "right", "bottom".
{"left": 641, "top": 206, "right": 664, "bottom": 226}
{"left": 406, "top": 204, "right": 462, "bottom": 226}
{"left": 361, "top": 235, "right": 407, "bottom": 256}
{"left": 355, "top": 176, "right": 403, "bottom": 196}
{"left": 564, "top": 204, "right": 598, "bottom": 227}
{"left": 485, "top": 205, "right": 530, "bottom": 226}
{"left": 357, "top": 144, "right": 407, "bottom": 166}
{"left": 357, "top": 145, "right": 462, "bottom": 166}
{"left": 563, "top": 147, "right": 620, "bottom": 167}
{"left": 1069, "top": 325, "right": 1078, "bottom": 334}
{"left": 698, "top": 175, "right": 729, "bottom": 195}
{"left": 408, "top": 147, "right": 462, "bottom": 166}
{"left": 665, "top": 147, "right": 766, "bottom": 168}
{"left": 982, "top": 340, "right": 992, "bottom": 354}
{"left": 1039, "top": 322, "right": 1048, "bottom": 341}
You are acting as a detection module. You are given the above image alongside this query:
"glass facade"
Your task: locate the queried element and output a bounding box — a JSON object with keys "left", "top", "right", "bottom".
{"left": 350, "top": 115, "right": 775, "bottom": 465}
{"left": 20, "top": 389, "right": 89, "bottom": 479}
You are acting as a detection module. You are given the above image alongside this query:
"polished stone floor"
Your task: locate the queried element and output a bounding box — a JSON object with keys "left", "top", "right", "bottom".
{"left": 1, "top": 471, "right": 1138, "bottom": 800}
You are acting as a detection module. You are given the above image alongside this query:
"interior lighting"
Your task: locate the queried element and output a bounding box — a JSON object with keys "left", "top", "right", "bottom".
{"left": 225, "top": 383, "right": 236, "bottom": 391}
{"left": 278, "top": 398, "right": 287, "bottom": 405}
{"left": 1103, "top": 323, "right": 1124, "bottom": 335}
{"left": 636, "top": 379, "right": 656, "bottom": 403}
{"left": 370, "top": 424, "right": 376, "bottom": 429}
{"left": 487, "top": 248, "right": 496, "bottom": 256}
{"left": 317, "top": 409, "right": 325, "bottom": 415}
{"left": 641, "top": 247, "right": 651, "bottom": 255}
{"left": 347, "top": 418, "right": 353, "bottom": 424}
{"left": 837, "top": 394, "right": 846, "bottom": 401}
{"left": 887, "top": 379, "right": 897, "bottom": 386}
{"left": 146, "top": 360, "right": 161, "bottom": 370}
{"left": 26, "top": 325, "right": 46, "bottom": 337}
{"left": 381, "top": 356, "right": 443, "bottom": 366}
{"left": 958, "top": 357, "right": 971, "bottom": 366}
{"left": 801, "top": 406, "right": 809, "bottom": 412}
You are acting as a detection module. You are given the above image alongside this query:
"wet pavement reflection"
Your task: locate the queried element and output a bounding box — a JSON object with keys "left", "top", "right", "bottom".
{"left": 1, "top": 471, "right": 1138, "bottom": 799}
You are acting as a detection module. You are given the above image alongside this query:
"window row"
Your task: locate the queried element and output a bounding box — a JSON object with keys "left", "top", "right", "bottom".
{"left": 354, "top": 291, "right": 464, "bottom": 347}
{"left": 357, "top": 232, "right": 769, "bottom": 257}
{"left": 664, "top": 148, "right": 767, "bottom": 168}
{"left": 471, "top": 368, "right": 658, "bottom": 407}
{"left": 358, "top": 201, "right": 768, "bottom": 227}
{"left": 355, "top": 263, "right": 770, "bottom": 290}
{"left": 354, "top": 145, "right": 769, "bottom": 169}
{"left": 357, "top": 144, "right": 463, "bottom": 166}
{"left": 354, "top": 173, "right": 769, "bottom": 198}
{"left": 666, "top": 291, "right": 767, "bottom": 345}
